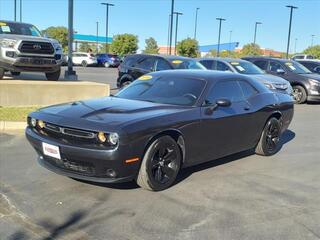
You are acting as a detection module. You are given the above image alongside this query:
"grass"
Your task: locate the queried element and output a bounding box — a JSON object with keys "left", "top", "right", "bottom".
{"left": 0, "top": 106, "right": 41, "bottom": 122}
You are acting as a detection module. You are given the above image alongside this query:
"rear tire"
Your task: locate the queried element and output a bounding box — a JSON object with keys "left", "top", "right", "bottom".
{"left": 137, "top": 136, "right": 181, "bottom": 191}
{"left": 81, "top": 61, "right": 88, "bottom": 67}
{"left": 292, "top": 85, "right": 307, "bottom": 104}
{"left": 0, "top": 68, "right": 4, "bottom": 79}
{"left": 45, "top": 68, "right": 61, "bottom": 81}
{"left": 120, "top": 80, "right": 132, "bottom": 88}
{"left": 255, "top": 117, "right": 281, "bottom": 156}
{"left": 104, "top": 62, "right": 111, "bottom": 68}
{"left": 10, "top": 71, "right": 20, "bottom": 76}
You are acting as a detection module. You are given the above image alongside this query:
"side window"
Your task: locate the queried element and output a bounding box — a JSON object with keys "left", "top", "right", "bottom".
{"left": 205, "top": 81, "right": 244, "bottom": 105}
{"left": 293, "top": 56, "right": 303, "bottom": 60}
{"left": 254, "top": 60, "right": 268, "bottom": 70}
{"left": 238, "top": 81, "right": 258, "bottom": 99}
{"left": 200, "top": 60, "right": 214, "bottom": 70}
{"left": 269, "top": 61, "right": 285, "bottom": 72}
{"left": 137, "top": 57, "right": 156, "bottom": 71}
{"left": 216, "top": 61, "right": 230, "bottom": 71}
{"left": 155, "top": 58, "right": 172, "bottom": 71}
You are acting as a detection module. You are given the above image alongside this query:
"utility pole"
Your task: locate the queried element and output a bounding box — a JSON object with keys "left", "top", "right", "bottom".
{"left": 19, "top": 0, "right": 22, "bottom": 22}
{"left": 194, "top": 7, "right": 200, "bottom": 40}
{"left": 229, "top": 30, "right": 232, "bottom": 55}
{"left": 311, "top": 35, "right": 315, "bottom": 47}
{"left": 167, "top": 14, "right": 172, "bottom": 55}
{"left": 101, "top": 3, "right": 114, "bottom": 53}
{"left": 14, "top": 0, "right": 17, "bottom": 21}
{"left": 253, "top": 22, "right": 262, "bottom": 44}
{"left": 169, "top": 0, "right": 174, "bottom": 55}
{"left": 294, "top": 38, "right": 298, "bottom": 53}
{"left": 216, "top": 18, "right": 226, "bottom": 57}
{"left": 96, "top": 21, "right": 99, "bottom": 53}
{"left": 286, "top": 5, "right": 298, "bottom": 59}
{"left": 174, "top": 11, "right": 183, "bottom": 55}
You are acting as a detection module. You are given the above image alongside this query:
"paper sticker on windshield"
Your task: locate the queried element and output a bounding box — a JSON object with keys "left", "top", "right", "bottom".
{"left": 285, "top": 62, "right": 293, "bottom": 66}
{"left": 235, "top": 66, "right": 245, "bottom": 72}
{"left": 172, "top": 60, "right": 183, "bottom": 64}
{"left": 230, "top": 62, "right": 239, "bottom": 65}
{"left": 0, "top": 22, "right": 7, "bottom": 26}
{"left": 288, "top": 65, "right": 296, "bottom": 71}
{"left": 138, "top": 75, "right": 152, "bottom": 80}
{"left": 1, "top": 26, "right": 11, "bottom": 33}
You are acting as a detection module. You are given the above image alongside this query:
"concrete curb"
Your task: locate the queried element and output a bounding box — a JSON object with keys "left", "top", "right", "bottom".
{"left": 0, "top": 121, "right": 26, "bottom": 131}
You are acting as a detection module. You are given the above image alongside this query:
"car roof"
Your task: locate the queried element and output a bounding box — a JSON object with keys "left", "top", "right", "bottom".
{"left": 243, "top": 56, "right": 293, "bottom": 63}
{"left": 0, "top": 20, "right": 34, "bottom": 26}
{"left": 198, "top": 57, "right": 249, "bottom": 63}
{"left": 297, "top": 59, "right": 320, "bottom": 63}
{"left": 126, "top": 54, "right": 194, "bottom": 61}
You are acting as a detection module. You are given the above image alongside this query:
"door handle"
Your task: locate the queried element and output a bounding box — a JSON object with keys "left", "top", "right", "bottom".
{"left": 244, "top": 106, "right": 250, "bottom": 111}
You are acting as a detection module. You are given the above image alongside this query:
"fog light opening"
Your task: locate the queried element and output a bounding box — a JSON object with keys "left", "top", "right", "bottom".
{"left": 106, "top": 169, "right": 117, "bottom": 178}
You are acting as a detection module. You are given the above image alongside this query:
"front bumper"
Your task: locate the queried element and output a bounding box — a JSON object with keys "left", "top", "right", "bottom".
{"left": 25, "top": 127, "right": 139, "bottom": 183}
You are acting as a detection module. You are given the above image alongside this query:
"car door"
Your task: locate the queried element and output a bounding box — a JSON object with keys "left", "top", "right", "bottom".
{"left": 72, "top": 54, "right": 80, "bottom": 65}
{"left": 267, "top": 61, "right": 294, "bottom": 82}
{"left": 199, "top": 60, "right": 214, "bottom": 70}
{"left": 216, "top": 61, "right": 232, "bottom": 72}
{"left": 199, "top": 80, "right": 253, "bottom": 162}
{"left": 155, "top": 58, "right": 173, "bottom": 71}
{"left": 132, "top": 57, "right": 156, "bottom": 80}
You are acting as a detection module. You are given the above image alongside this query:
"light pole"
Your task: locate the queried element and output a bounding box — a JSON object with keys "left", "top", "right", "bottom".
{"left": 174, "top": 11, "right": 183, "bottom": 55}
{"left": 229, "top": 30, "right": 232, "bottom": 55}
{"left": 167, "top": 14, "right": 172, "bottom": 55}
{"left": 169, "top": 0, "right": 175, "bottom": 55}
{"left": 311, "top": 35, "right": 315, "bottom": 47}
{"left": 14, "top": 0, "right": 17, "bottom": 21}
{"left": 194, "top": 7, "right": 200, "bottom": 40}
{"left": 253, "top": 22, "right": 262, "bottom": 44}
{"left": 96, "top": 21, "right": 99, "bottom": 53}
{"left": 294, "top": 38, "right": 298, "bottom": 53}
{"left": 216, "top": 18, "right": 226, "bottom": 57}
{"left": 286, "top": 5, "right": 298, "bottom": 59}
{"left": 19, "top": 0, "right": 22, "bottom": 22}
{"left": 101, "top": 3, "right": 114, "bottom": 53}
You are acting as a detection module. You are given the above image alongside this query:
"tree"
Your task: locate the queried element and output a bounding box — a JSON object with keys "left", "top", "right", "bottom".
{"left": 79, "top": 42, "right": 97, "bottom": 53}
{"left": 110, "top": 34, "right": 138, "bottom": 56}
{"left": 143, "top": 37, "right": 159, "bottom": 54}
{"left": 303, "top": 45, "right": 320, "bottom": 59}
{"left": 42, "top": 26, "right": 68, "bottom": 52}
{"left": 240, "top": 43, "right": 262, "bottom": 57}
{"left": 176, "top": 38, "right": 199, "bottom": 58}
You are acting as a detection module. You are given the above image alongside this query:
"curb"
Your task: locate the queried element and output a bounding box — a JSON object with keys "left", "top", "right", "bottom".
{"left": 0, "top": 121, "right": 26, "bottom": 131}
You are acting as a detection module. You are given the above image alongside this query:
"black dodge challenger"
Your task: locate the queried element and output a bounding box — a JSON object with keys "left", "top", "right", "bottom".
{"left": 26, "top": 70, "right": 294, "bottom": 191}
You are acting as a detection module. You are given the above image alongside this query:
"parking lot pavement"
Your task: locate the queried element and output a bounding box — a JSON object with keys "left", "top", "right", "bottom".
{"left": 1, "top": 104, "right": 320, "bottom": 240}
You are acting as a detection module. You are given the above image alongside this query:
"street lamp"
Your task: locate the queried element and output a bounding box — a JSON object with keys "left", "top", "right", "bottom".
{"left": 101, "top": 2, "right": 114, "bottom": 53}
{"left": 19, "top": 0, "right": 22, "bottom": 22}
{"left": 253, "top": 22, "right": 262, "bottom": 45}
{"left": 167, "top": 14, "right": 172, "bottom": 55}
{"left": 96, "top": 21, "right": 99, "bottom": 53}
{"left": 229, "top": 30, "right": 232, "bottom": 55}
{"left": 174, "top": 11, "right": 183, "bottom": 55}
{"left": 14, "top": 0, "right": 17, "bottom": 21}
{"left": 286, "top": 5, "right": 298, "bottom": 59}
{"left": 294, "top": 38, "right": 298, "bottom": 53}
{"left": 311, "top": 35, "right": 315, "bottom": 47}
{"left": 194, "top": 7, "right": 200, "bottom": 40}
{"left": 169, "top": 0, "right": 175, "bottom": 55}
{"left": 216, "top": 18, "right": 226, "bottom": 57}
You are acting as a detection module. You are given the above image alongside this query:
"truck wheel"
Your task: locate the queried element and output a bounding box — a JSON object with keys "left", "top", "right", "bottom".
{"left": 0, "top": 68, "right": 4, "bottom": 79}
{"left": 45, "top": 68, "right": 61, "bottom": 81}
{"left": 81, "top": 61, "right": 88, "bottom": 67}
{"left": 11, "top": 71, "right": 21, "bottom": 76}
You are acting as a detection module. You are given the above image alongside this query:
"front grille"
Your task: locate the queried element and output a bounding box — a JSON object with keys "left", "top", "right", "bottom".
{"left": 19, "top": 41, "right": 54, "bottom": 55}
{"left": 44, "top": 123, "right": 96, "bottom": 139}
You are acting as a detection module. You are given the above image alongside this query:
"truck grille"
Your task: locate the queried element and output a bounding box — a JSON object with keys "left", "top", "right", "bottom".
{"left": 19, "top": 41, "right": 54, "bottom": 55}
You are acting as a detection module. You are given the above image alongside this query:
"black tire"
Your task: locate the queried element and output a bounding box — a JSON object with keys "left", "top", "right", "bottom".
{"left": 137, "top": 136, "right": 181, "bottom": 191}
{"left": 255, "top": 117, "right": 281, "bottom": 156}
{"left": 10, "top": 71, "right": 20, "bottom": 76}
{"left": 81, "top": 61, "right": 88, "bottom": 67}
{"left": 45, "top": 68, "right": 61, "bottom": 81}
{"left": 292, "top": 85, "right": 307, "bottom": 104}
{"left": 120, "top": 80, "right": 132, "bottom": 88}
{"left": 0, "top": 68, "right": 4, "bottom": 79}
{"left": 104, "top": 62, "right": 111, "bottom": 68}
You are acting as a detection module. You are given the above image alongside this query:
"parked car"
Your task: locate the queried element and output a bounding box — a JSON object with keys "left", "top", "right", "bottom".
{"left": 243, "top": 57, "right": 320, "bottom": 104}
{"left": 198, "top": 58, "right": 293, "bottom": 96}
{"left": 96, "top": 53, "right": 121, "bottom": 68}
{"left": 117, "top": 54, "right": 206, "bottom": 88}
{"left": 0, "top": 20, "right": 63, "bottom": 80}
{"left": 71, "top": 52, "right": 97, "bottom": 67}
{"left": 292, "top": 54, "right": 315, "bottom": 61}
{"left": 295, "top": 60, "right": 320, "bottom": 74}
{"left": 26, "top": 70, "right": 294, "bottom": 191}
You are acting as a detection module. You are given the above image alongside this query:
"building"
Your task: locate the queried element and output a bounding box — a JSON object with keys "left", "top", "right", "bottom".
{"left": 73, "top": 34, "right": 113, "bottom": 52}
{"left": 235, "top": 47, "right": 284, "bottom": 57}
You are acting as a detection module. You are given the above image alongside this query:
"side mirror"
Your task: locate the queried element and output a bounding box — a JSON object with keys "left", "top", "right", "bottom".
{"left": 314, "top": 67, "right": 320, "bottom": 74}
{"left": 276, "top": 69, "right": 285, "bottom": 74}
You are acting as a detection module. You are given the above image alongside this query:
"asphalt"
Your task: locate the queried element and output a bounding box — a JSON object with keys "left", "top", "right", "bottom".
{"left": 1, "top": 104, "right": 320, "bottom": 240}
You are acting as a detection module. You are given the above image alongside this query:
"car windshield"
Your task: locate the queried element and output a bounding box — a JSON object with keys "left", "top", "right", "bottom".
{"left": 228, "top": 61, "right": 264, "bottom": 75}
{"left": 0, "top": 21, "right": 41, "bottom": 37}
{"left": 170, "top": 59, "right": 206, "bottom": 70}
{"left": 116, "top": 75, "right": 206, "bottom": 106}
{"left": 285, "top": 61, "right": 312, "bottom": 74}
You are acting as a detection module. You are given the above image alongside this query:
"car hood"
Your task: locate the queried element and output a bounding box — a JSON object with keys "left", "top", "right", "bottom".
{"left": 32, "top": 97, "right": 191, "bottom": 133}
{"left": 0, "top": 34, "right": 53, "bottom": 43}
{"left": 300, "top": 73, "right": 320, "bottom": 81}
{"left": 252, "top": 74, "right": 288, "bottom": 84}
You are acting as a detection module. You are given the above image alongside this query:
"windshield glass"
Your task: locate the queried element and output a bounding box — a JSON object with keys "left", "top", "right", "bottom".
{"left": 0, "top": 22, "right": 41, "bottom": 36}
{"left": 116, "top": 75, "right": 206, "bottom": 106}
{"left": 285, "top": 61, "right": 312, "bottom": 74}
{"left": 229, "top": 61, "right": 264, "bottom": 75}
{"left": 170, "top": 59, "right": 206, "bottom": 70}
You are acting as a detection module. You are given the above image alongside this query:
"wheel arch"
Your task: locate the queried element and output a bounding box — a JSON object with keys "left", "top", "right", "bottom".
{"left": 120, "top": 74, "right": 134, "bottom": 85}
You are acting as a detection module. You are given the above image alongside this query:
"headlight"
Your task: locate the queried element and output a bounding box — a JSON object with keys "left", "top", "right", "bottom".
{"left": 264, "top": 82, "right": 276, "bottom": 90}
{"left": 97, "top": 132, "right": 107, "bottom": 143}
{"left": 0, "top": 39, "right": 17, "bottom": 48}
{"left": 108, "top": 133, "right": 119, "bottom": 145}
{"left": 53, "top": 42, "right": 62, "bottom": 51}
{"left": 37, "top": 120, "right": 45, "bottom": 129}
{"left": 309, "top": 79, "right": 320, "bottom": 86}
{"left": 30, "top": 118, "right": 37, "bottom": 127}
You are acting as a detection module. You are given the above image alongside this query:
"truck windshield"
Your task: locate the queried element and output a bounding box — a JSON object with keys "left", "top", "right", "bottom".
{"left": 0, "top": 21, "right": 42, "bottom": 37}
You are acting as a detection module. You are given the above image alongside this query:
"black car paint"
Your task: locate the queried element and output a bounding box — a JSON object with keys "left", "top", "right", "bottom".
{"left": 26, "top": 70, "right": 294, "bottom": 183}
{"left": 243, "top": 57, "right": 320, "bottom": 101}
{"left": 297, "top": 60, "right": 320, "bottom": 74}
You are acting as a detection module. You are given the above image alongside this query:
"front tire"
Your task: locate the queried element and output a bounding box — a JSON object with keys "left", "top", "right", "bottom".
{"left": 120, "top": 80, "right": 132, "bottom": 88}
{"left": 137, "top": 136, "right": 181, "bottom": 191}
{"left": 0, "top": 68, "right": 4, "bottom": 79}
{"left": 81, "top": 61, "right": 88, "bottom": 67}
{"left": 292, "top": 85, "right": 307, "bottom": 104}
{"left": 104, "top": 62, "right": 111, "bottom": 68}
{"left": 45, "top": 68, "right": 61, "bottom": 81}
{"left": 255, "top": 117, "right": 281, "bottom": 156}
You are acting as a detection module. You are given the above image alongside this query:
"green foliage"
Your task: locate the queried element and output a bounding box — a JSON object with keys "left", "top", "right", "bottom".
{"left": 78, "top": 42, "right": 98, "bottom": 53}
{"left": 42, "top": 26, "right": 68, "bottom": 52}
{"left": 176, "top": 38, "right": 199, "bottom": 58}
{"left": 240, "top": 43, "right": 262, "bottom": 57}
{"left": 303, "top": 45, "right": 320, "bottom": 59}
{"left": 205, "top": 49, "right": 240, "bottom": 58}
{"left": 110, "top": 34, "right": 138, "bottom": 56}
{"left": 143, "top": 37, "right": 159, "bottom": 54}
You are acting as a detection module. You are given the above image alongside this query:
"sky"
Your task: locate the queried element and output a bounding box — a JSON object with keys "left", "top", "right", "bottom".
{"left": 0, "top": 0, "right": 319, "bottom": 53}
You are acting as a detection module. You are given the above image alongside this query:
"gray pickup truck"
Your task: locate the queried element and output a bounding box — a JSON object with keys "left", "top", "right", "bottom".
{"left": 0, "top": 20, "right": 63, "bottom": 80}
